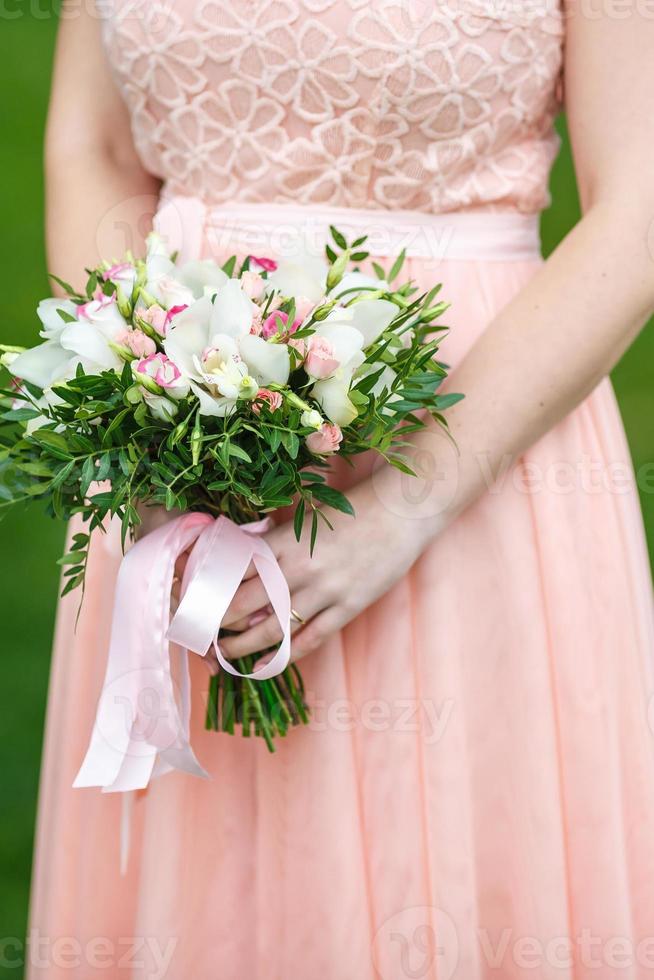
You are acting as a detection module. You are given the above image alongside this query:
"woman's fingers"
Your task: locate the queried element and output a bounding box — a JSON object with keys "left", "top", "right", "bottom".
{"left": 219, "top": 589, "right": 324, "bottom": 659}
{"left": 221, "top": 558, "right": 304, "bottom": 629}
{"left": 227, "top": 604, "right": 272, "bottom": 633}
{"left": 221, "top": 576, "right": 270, "bottom": 628}
{"left": 290, "top": 606, "right": 343, "bottom": 660}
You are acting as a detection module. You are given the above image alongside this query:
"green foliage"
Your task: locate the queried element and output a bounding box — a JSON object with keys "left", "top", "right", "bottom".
{"left": 0, "top": 229, "right": 459, "bottom": 579}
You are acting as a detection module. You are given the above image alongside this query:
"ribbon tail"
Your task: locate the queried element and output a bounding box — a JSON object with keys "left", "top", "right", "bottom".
{"left": 74, "top": 512, "right": 212, "bottom": 792}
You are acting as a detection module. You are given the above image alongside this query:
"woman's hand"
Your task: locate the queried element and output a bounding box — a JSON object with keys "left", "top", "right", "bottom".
{"left": 219, "top": 474, "right": 434, "bottom": 662}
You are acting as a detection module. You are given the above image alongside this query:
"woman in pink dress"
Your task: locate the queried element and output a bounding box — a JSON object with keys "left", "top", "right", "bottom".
{"left": 28, "top": 0, "right": 654, "bottom": 977}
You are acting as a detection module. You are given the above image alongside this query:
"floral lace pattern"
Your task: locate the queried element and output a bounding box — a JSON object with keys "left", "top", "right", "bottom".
{"left": 100, "top": 0, "right": 564, "bottom": 214}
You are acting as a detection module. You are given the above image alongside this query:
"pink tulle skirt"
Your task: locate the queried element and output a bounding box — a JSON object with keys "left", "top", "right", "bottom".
{"left": 28, "top": 205, "right": 654, "bottom": 979}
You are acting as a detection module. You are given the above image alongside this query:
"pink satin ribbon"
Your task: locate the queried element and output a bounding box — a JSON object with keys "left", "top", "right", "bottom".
{"left": 74, "top": 514, "right": 291, "bottom": 794}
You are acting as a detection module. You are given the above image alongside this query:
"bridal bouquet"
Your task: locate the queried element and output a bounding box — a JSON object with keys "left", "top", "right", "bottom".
{"left": 0, "top": 227, "right": 459, "bottom": 769}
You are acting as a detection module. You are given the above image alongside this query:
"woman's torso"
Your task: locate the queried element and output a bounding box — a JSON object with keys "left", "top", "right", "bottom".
{"left": 100, "top": 0, "right": 564, "bottom": 215}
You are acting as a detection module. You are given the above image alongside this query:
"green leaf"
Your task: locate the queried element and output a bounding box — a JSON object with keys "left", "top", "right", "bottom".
{"left": 2, "top": 407, "right": 40, "bottom": 422}
{"left": 329, "top": 225, "right": 348, "bottom": 250}
{"left": 31, "top": 429, "right": 71, "bottom": 454}
{"left": 293, "top": 497, "right": 305, "bottom": 542}
{"left": 49, "top": 273, "right": 77, "bottom": 295}
{"left": 50, "top": 385, "right": 82, "bottom": 407}
{"left": 50, "top": 459, "right": 75, "bottom": 490}
{"left": 18, "top": 461, "right": 53, "bottom": 478}
{"left": 310, "top": 484, "right": 355, "bottom": 516}
{"left": 434, "top": 392, "right": 465, "bottom": 410}
{"left": 387, "top": 456, "right": 417, "bottom": 476}
{"left": 267, "top": 428, "right": 282, "bottom": 454}
{"left": 56, "top": 308, "right": 78, "bottom": 324}
{"left": 215, "top": 437, "right": 231, "bottom": 471}
{"left": 280, "top": 430, "right": 300, "bottom": 459}
{"left": 96, "top": 452, "right": 112, "bottom": 481}
{"left": 387, "top": 248, "right": 406, "bottom": 284}
{"left": 85, "top": 271, "right": 98, "bottom": 298}
{"left": 57, "top": 553, "right": 84, "bottom": 567}
{"left": 61, "top": 575, "right": 84, "bottom": 597}
{"left": 80, "top": 455, "right": 96, "bottom": 496}
{"left": 118, "top": 449, "right": 131, "bottom": 475}
{"left": 221, "top": 256, "right": 237, "bottom": 277}
{"left": 102, "top": 408, "right": 129, "bottom": 447}
{"left": 310, "top": 509, "right": 319, "bottom": 555}
{"left": 228, "top": 443, "right": 252, "bottom": 464}
{"left": 354, "top": 366, "right": 385, "bottom": 395}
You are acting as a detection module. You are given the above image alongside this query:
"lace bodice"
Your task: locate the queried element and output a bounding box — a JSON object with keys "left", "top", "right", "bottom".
{"left": 100, "top": 0, "right": 564, "bottom": 215}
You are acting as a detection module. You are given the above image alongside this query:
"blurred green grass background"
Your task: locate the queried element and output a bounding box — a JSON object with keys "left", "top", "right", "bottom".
{"left": 1, "top": 7, "right": 653, "bottom": 965}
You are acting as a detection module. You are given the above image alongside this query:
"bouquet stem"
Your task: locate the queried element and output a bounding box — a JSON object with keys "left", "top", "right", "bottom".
{"left": 204, "top": 656, "right": 311, "bottom": 752}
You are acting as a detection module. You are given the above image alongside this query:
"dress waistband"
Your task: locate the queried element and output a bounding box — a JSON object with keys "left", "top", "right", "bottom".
{"left": 154, "top": 196, "right": 542, "bottom": 264}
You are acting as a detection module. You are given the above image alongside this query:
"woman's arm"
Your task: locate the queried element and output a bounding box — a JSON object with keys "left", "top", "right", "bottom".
{"left": 399, "top": 0, "right": 654, "bottom": 532}
{"left": 46, "top": 2, "right": 159, "bottom": 288}
{"left": 220, "top": 0, "right": 654, "bottom": 660}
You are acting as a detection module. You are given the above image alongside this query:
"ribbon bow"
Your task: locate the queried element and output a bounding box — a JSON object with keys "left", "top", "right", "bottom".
{"left": 74, "top": 513, "right": 291, "bottom": 794}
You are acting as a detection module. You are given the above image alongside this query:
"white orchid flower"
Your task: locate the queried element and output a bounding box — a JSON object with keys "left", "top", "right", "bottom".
{"left": 11, "top": 294, "right": 128, "bottom": 388}
{"left": 305, "top": 299, "right": 398, "bottom": 426}
{"left": 77, "top": 293, "right": 129, "bottom": 337}
{"left": 144, "top": 232, "right": 229, "bottom": 306}
{"left": 178, "top": 260, "right": 228, "bottom": 299}
{"left": 346, "top": 298, "right": 398, "bottom": 347}
{"left": 10, "top": 342, "right": 75, "bottom": 389}
{"left": 266, "top": 252, "right": 328, "bottom": 303}
{"left": 311, "top": 377, "right": 359, "bottom": 427}
{"left": 59, "top": 322, "right": 124, "bottom": 372}
{"left": 164, "top": 283, "right": 290, "bottom": 416}
{"left": 312, "top": 318, "right": 366, "bottom": 377}
{"left": 306, "top": 313, "right": 365, "bottom": 426}
{"left": 37, "top": 298, "right": 79, "bottom": 340}
{"left": 238, "top": 334, "right": 291, "bottom": 386}
{"left": 211, "top": 279, "right": 256, "bottom": 336}
{"left": 188, "top": 339, "right": 258, "bottom": 417}
{"left": 145, "top": 254, "right": 195, "bottom": 309}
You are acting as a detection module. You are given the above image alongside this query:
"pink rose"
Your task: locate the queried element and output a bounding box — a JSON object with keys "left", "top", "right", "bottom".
{"left": 306, "top": 423, "right": 343, "bottom": 455}
{"left": 252, "top": 388, "right": 283, "bottom": 414}
{"left": 305, "top": 335, "right": 340, "bottom": 379}
{"left": 250, "top": 310, "right": 263, "bottom": 336}
{"left": 240, "top": 270, "right": 265, "bottom": 299}
{"left": 150, "top": 274, "right": 194, "bottom": 309}
{"left": 139, "top": 304, "right": 169, "bottom": 336}
{"left": 115, "top": 328, "right": 156, "bottom": 358}
{"left": 250, "top": 255, "right": 277, "bottom": 272}
{"left": 136, "top": 352, "right": 183, "bottom": 389}
{"left": 262, "top": 310, "right": 302, "bottom": 340}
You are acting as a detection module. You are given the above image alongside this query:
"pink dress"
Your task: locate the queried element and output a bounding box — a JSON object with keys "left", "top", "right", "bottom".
{"left": 29, "top": 2, "right": 654, "bottom": 978}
